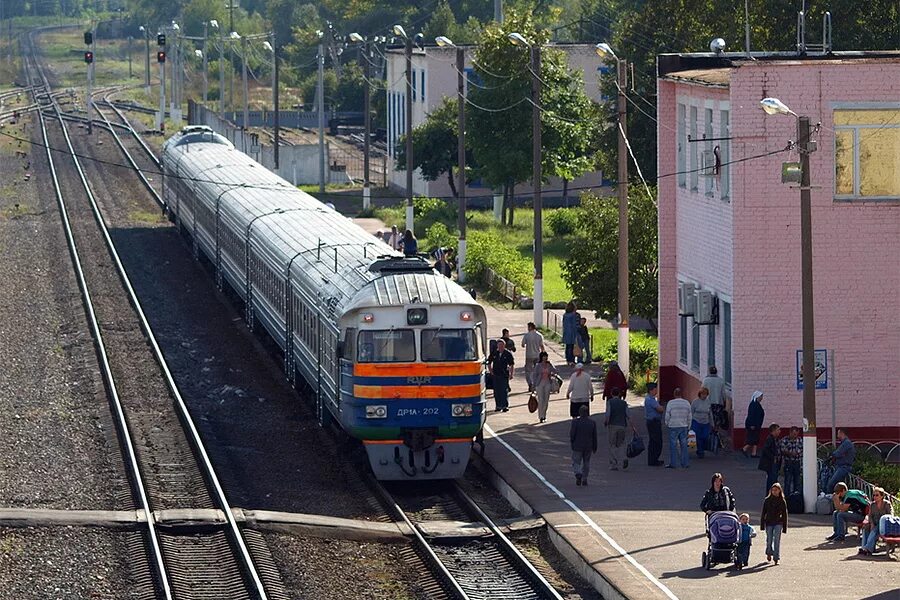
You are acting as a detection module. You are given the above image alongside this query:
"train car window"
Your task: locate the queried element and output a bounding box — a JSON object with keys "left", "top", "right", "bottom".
{"left": 342, "top": 328, "right": 357, "bottom": 361}
{"left": 357, "top": 329, "right": 415, "bottom": 363}
{"left": 421, "top": 329, "right": 477, "bottom": 362}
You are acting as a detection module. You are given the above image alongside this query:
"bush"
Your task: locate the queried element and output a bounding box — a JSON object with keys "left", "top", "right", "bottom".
{"left": 463, "top": 231, "right": 532, "bottom": 296}
{"left": 546, "top": 208, "right": 579, "bottom": 236}
{"left": 424, "top": 222, "right": 456, "bottom": 255}
{"left": 854, "top": 450, "right": 900, "bottom": 496}
{"left": 413, "top": 197, "right": 456, "bottom": 234}
{"left": 593, "top": 331, "right": 659, "bottom": 380}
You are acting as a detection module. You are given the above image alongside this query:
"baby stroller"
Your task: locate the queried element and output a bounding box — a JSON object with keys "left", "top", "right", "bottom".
{"left": 702, "top": 511, "right": 740, "bottom": 570}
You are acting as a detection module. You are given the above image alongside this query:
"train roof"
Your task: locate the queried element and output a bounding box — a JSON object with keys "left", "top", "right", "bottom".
{"left": 163, "top": 135, "right": 480, "bottom": 318}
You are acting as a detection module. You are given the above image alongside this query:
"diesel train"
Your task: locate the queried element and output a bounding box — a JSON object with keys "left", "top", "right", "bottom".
{"left": 161, "top": 126, "right": 487, "bottom": 480}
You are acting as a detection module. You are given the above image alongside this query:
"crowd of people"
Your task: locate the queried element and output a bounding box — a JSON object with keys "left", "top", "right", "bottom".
{"left": 481, "top": 313, "right": 898, "bottom": 566}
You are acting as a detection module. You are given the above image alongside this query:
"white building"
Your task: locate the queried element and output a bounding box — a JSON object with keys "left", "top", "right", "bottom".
{"left": 384, "top": 44, "right": 608, "bottom": 200}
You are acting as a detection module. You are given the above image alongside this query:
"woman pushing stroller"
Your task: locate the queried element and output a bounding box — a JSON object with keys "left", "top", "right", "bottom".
{"left": 700, "top": 473, "right": 741, "bottom": 570}
{"left": 700, "top": 472, "right": 736, "bottom": 514}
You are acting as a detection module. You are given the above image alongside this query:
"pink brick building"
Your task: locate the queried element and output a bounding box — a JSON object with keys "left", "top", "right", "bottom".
{"left": 656, "top": 52, "right": 900, "bottom": 444}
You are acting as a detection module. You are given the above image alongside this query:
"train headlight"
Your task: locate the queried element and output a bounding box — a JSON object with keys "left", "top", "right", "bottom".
{"left": 366, "top": 405, "right": 388, "bottom": 419}
{"left": 451, "top": 403, "right": 473, "bottom": 417}
{"left": 406, "top": 308, "right": 427, "bottom": 325}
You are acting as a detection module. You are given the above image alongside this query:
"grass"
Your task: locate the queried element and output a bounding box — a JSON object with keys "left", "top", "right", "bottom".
{"left": 374, "top": 205, "right": 574, "bottom": 303}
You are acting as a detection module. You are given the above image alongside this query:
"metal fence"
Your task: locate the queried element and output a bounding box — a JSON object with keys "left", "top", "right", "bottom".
{"left": 328, "top": 144, "right": 387, "bottom": 187}
{"left": 544, "top": 310, "right": 562, "bottom": 337}
{"left": 485, "top": 268, "right": 518, "bottom": 307}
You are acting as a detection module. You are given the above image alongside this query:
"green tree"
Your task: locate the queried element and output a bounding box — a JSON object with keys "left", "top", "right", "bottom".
{"left": 395, "top": 97, "right": 467, "bottom": 197}
{"left": 468, "top": 9, "right": 601, "bottom": 224}
{"left": 562, "top": 188, "right": 658, "bottom": 326}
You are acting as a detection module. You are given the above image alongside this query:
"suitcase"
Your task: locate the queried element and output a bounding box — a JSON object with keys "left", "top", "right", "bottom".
{"left": 787, "top": 492, "right": 804, "bottom": 514}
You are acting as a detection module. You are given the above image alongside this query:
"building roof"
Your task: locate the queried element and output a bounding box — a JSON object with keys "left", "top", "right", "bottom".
{"left": 661, "top": 68, "right": 730, "bottom": 88}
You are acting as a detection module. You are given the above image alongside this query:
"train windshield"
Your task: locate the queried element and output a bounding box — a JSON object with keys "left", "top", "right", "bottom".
{"left": 357, "top": 329, "right": 416, "bottom": 363}
{"left": 421, "top": 329, "right": 478, "bottom": 362}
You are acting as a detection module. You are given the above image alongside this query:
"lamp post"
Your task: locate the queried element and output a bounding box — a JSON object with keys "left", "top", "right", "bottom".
{"left": 393, "top": 24, "right": 415, "bottom": 232}
{"left": 264, "top": 35, "right": 279, "bottom": 169}
{"left": 436, "top": 36, "right": 467, "bottom": 282}
{"left": 202, "top": 22, "right": 209, "bottom": 103}
{"left": 761, "top": 97, "right": 818, "bottom": 513}
{"left": 350, "top": 32, "right": 372, "bottom": 210}
{"left": 317, "top": 30, "right": 326, "bottom": 192}
{"left": 139, "top": 25, "right": 150, "bottom": 92}
{"left": 597, "top": 42, "right": 630, "bottom": 375}
{"left": 509, "top": 32, "right": 542, "bottom": 326}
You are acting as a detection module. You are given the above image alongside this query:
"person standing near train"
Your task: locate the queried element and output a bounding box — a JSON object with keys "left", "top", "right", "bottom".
{"left": 488, "top": 339, "right": 515, "bottom": 412}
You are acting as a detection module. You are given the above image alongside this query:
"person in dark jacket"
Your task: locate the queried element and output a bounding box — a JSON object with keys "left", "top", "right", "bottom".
{"left": 700, "top": 472, "right": 737, "bottom": 514}
{"left": 760, "top": 482, "right": 788, "bottom": 564}
{"left": 742, "top": 390, "right": 765, "bottom": 458}
{"left": 402, "top": 229, "right": 418, "bottom": 256}
{"left": 561, "top": 301, "right": 581, "bottom": 366}
{"left": 570, "top": 404, "right": 598, "bottom": 486}
{"left": 758, "top": 424, "right": 782, "bottom": 495}
{"left": 602, "top": 360, "right": 628, "bottom": 401}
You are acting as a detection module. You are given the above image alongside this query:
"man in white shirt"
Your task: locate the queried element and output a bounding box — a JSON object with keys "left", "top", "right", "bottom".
{"left": 665, "top": 387, "right": 692, "bottom": 469}
{"left": 521, "top": 322, "right": 545, "bottom": 392}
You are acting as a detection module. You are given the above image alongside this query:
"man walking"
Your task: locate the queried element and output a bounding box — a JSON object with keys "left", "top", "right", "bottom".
{"left": 570, "top": 404, "right": 597, "bottom": 486}
{"left": 644, "top": 382, "right": 664, "bottom": 466}
{"left": 781, "top": 426, "right": 803, "bottom": 496}
{"left": 488, "top": 340, "right": 515, "bottom": 412}
{"left": 702, "top": 365, "right": 727, "bottom": 431}
{"left": 825, "top": 428, "right": 856, "bottom": 493}
{"left": 566, "top": 363, "right": 594, "bottom": 418}
{"left": 665, "top": 387, "right": 692, "bottom": 469}
{"left": 521, "top": 322, "right": 545, "bottom": 392}
{"left": 605, "top": 387, "right": 631, "bottom": 471}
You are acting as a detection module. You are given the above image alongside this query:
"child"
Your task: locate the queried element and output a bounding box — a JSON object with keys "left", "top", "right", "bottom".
{"left": 737, "top": 513, "right": 756, "bottom": 569}
{"left": 760, "top": 482, "right": 788, "bottom": 565}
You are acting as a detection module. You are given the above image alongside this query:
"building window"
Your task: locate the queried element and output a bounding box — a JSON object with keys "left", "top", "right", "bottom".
{"left": 722, "top": 301, "right": 732, "bottom": 384}
{"left": 834, "top": 108, "right": 900, "bottom": 200}
{"left": 677, "top": 104, "right": 686, "bottom": 188}
{"left": 411, "top": 70, "right": 417, "bottom": 101}
{"left": 689, "top": 106, "right": 699, "bottom": 191}
{"left": 691, "top": 319, "right": 700, "bottom": 372}
{"left": 420, "top": 69, "right": 425, "bottom": 103}
{"left": 720, "top": 110, "right": 730, "bottom": 201}
{"left": 704, "top": 108, "right": 714, "bottom": 195}
{"left": 707, "top": 323, "right": 716, "bottom": 368}
{"left": 679, "top": 316, "right": 688, "bottom": 364}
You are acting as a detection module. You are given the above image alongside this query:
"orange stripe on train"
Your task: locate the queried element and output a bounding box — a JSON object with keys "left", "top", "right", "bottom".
{"left": 353, "top": 384, "right": 482, "bottom": 399}
{"left": 353, "top": 362, "right": 482, "bottom": 377}
{"left": 363, "top": 438, "right": 474, "bottom": 445}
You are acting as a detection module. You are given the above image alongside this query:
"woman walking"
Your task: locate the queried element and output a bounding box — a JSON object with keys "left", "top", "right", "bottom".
{"left": 700, "top": 472, "right": 737, "bottom": 514}
{"left": 532, "top": 352, "right": 558, "bottom": 423}
{"left": 742, "top": 391, "right": 765, "bottom": 458}
{"left": 561, "top": 302, "right": 581, "bottom": 366}
{"left": 691, "top": 387, "right": 713, "bottom": 459}
{"left": 603, "top": 360, "right": 628, "bottom": 401}
{"left": 760, "top": 482, "right": 788, "bottom": 564}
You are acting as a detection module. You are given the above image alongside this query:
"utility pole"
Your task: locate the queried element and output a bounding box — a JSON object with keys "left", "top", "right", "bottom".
{"left": 241, "top": 36, "right": 248, "bottom": 130}
{"left": 141, "top": 26, "right": 150, "bottom": 92}
{"left": 272, "top": 33, "right": 279, "bottom": 169}
{"left": 531, "top": 45, "right": 542, "bottom": 325}
{"left": 218, "top": 33, "right": 225, "bottom": 118}
{"left": 169, "top": 32, "right": 176, "bottom": 113}
{"left": 615, "top": 57, "right": 630, "bottom": 376}
{"left": 127, "top": 36, "right": 133, "bottom": 77}
{"left": 318, "top": 39, "right": 326, "bottom": 192}
{"left": 456, "top": 45, "right": 466, "bottom": 282}
{"left": 158, "top": 47, "right": 166, "bottom": 131}
{"left": 86, "top": 33, "right": 93, "bottom": 135}
{"left": 494, "top": 0, "right": 503, "bottom": 22}
{"left": 405, "top": 37, "right": 414, "bottom": 231}
{"left": 362, "top": 40, "right": 371, "bottom": 210}
{"left": 798, "top": 115, "right": 818, "bottom": 513}
{"left": 202, "top": 22, "right": 208, "bottom": 103}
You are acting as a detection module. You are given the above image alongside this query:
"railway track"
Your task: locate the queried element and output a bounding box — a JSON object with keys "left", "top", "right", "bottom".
{"left": 374, "top": 480, "right": 566, "bottom": 600}
{"left": 22, "top": 29, "right": 278, "bottom": 600}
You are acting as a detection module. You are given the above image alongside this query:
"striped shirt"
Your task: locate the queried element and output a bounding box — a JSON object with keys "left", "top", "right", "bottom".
{"left": 665, "top": 398, "right": 693, "bottom": 428}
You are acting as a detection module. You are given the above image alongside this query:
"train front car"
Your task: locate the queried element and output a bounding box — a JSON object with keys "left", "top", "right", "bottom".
{"left": 339, "top": 270, "right": 487, "bottom": 480}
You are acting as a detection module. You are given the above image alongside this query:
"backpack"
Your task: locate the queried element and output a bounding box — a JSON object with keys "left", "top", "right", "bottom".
{"left": 843, "top": 489, "right": 870, "bottom": 512}
{"left": 787, "top": 492, "right": 804, "bottom": 514}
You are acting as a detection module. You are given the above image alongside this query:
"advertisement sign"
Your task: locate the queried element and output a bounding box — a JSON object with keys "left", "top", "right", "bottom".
{"left": 796, "top": 349, "right": 827, "bottom": 390}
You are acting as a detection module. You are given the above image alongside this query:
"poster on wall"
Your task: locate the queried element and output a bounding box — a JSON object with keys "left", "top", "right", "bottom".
{"left": 796, "top": 349, "right": 828, "bottom": 390}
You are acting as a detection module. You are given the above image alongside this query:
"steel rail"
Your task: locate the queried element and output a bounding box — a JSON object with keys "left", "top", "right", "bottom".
{"left": 27, "top": 29, "right": 270, "bottom": 600}
{"left": 100, "top": 96, "right": 163, "bottom": 168}
{"left": 22, "top": 39, "right": 174, "bottom": 600}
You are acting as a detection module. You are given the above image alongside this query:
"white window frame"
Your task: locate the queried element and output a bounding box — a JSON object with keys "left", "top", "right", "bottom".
{"left": 677, "top": 103, "right": 686, "bottom": 188}
{"left": 832, "top": 102, "right": 900, "bottom": 202}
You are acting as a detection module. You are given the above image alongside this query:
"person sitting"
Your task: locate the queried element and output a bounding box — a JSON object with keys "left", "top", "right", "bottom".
{"left": 827, "top": 482, "right": 868, "bottom": 542}
{"left": 859, "top": 487, "right": 893, "bottom": 555}
{"left": 700, "top": 472, "right": 737, "bottom": 514}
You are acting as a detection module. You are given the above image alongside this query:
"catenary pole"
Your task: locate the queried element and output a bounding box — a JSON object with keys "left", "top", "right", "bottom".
{"left": 362, "top": 40, "right": 371, "bottom": 210}
{"left": 616, "top": 58, "right": 630, "bottom": 375}
{"left": 318, "top": 40, "right": 325, "bottom": 192}
{"left": 456, "top": 45, "right": 466, "bottom": 282}
{"left": 532, "top": 45, "right": 542, "bottom": 326}
{"left": 273, "top": 32, "right": 279, "bottom": 169}
{"left": 405, "top": 38, "right": 414, "bottom": 231}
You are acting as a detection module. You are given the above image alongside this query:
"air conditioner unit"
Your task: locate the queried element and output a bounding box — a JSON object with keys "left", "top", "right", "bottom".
{"left": 700, "top": 149, "right": 718, "bottom": 177}
{"left": 695, "top": 290, "right": 719, "bottom": 325}
{"left": 678, "top": 282, "right": 697, "bottom": 316}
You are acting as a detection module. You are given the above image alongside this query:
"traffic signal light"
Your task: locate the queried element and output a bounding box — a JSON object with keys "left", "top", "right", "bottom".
{"left": 84, "top": 31, "right": 92, "bottom": 45}
{"left": 84, "top": 51, "right": 93, "bottom": 64}
{"left": 157, "top": 33, "right": 166, "bottom": 46}
{"left": 157, "top": 51, "right": 166, "bottom": 63}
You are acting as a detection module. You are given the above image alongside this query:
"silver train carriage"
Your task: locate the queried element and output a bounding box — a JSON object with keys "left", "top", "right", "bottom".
{"left": 161, "top": 126, "right": 487, "bottom": 480}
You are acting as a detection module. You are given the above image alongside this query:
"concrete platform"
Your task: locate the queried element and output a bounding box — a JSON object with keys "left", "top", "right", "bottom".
{"left": 479, "top": 306, "right": 900, "bottom": 600}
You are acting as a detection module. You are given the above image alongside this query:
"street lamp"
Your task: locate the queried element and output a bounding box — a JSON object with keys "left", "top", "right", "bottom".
{"left": 394, "top": 23, "right": 415, "bottom": 232}
{"left": 436, "top": 35, "right": 467, "bottom": 282}
{"left": 760, "top": 96, "right": 818, "bottom": 513}
{"left": 229, "top": 30, "right": 240, "bottom": 115}
{"left": 597, "top": 41, "right": 630, "bottom": 375}
{"left": 138, "top": 25, "right": 150, "bottom": 92}
{"left": 350, "top": 32, "right": 373, "bottom": 210}
{"left": 210, "top": 20, "right": 225, "bottom": 117}
{"left": 508, "top": 31, "right": 542, "bottom": 326}
{"left": 170, "top": 22, "right": 180, "bottom": 118}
